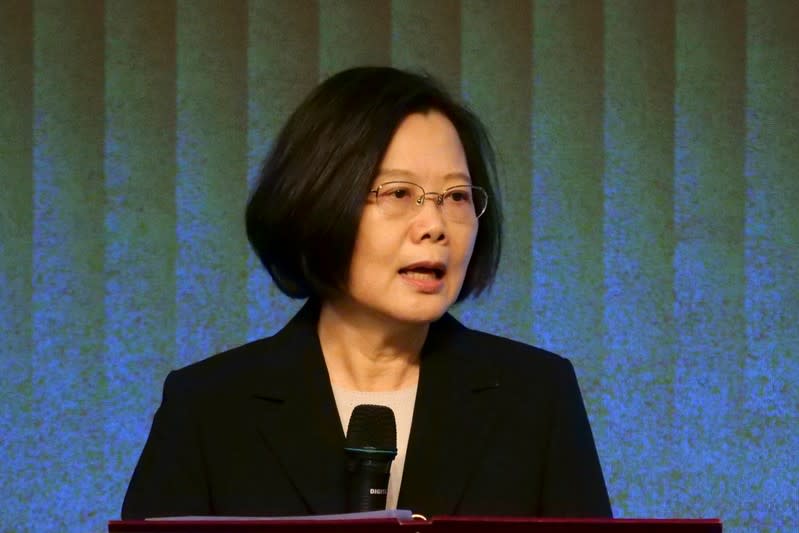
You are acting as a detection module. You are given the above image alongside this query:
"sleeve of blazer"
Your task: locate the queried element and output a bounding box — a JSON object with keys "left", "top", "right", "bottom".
{"left": 538, "top": 358, "right": 612, "bottom": 517}
{"left": 121, "top": 371, "right": 211, "bottom": 519}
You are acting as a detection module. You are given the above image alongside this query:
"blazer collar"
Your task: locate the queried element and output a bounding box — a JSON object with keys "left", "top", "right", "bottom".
{"left": 397, "top": 312, "right": 503, "bottom": 516}
{"left": 249, "top": 300, "right": 503, "bottom": 516}
{"left": 250, "top": 299, "right": 348, "bottom": 514}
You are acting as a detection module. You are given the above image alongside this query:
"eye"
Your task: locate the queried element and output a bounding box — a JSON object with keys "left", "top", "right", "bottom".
{"left": 379, "top": 184, "right": 415, "bottom": 200}
{"left": 446, "top": 188, "right": 473, "bottom": 204}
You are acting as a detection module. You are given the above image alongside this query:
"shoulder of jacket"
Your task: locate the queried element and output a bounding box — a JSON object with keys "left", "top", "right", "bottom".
{"left": 449, "top": 317, "right": 573, "bottom": 378}
{"left": 162, "top": 332, "right": 289, "bottom": 399}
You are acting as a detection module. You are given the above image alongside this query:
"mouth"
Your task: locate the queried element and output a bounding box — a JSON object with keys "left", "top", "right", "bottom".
{"left": 398, "top": 262, "right": 447, "bottom": 280}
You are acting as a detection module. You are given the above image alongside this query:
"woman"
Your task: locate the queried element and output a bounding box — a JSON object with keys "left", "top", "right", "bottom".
{"left": 121, "top": 67, "right": 611, "bottom": 519}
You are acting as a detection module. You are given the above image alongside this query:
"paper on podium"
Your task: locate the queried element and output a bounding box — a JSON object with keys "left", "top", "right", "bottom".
{"left": 146, "top": 509, "right": 414, "bottom": 522}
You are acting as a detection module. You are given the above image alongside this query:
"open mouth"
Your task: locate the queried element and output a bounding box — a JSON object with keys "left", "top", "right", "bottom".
{"left": 398, "top": 265, "right": 446, "bottom": 280}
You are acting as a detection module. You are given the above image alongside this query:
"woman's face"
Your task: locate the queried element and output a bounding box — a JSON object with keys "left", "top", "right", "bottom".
{"left": 342, "top": 111, "right": 478, "bottom": 324}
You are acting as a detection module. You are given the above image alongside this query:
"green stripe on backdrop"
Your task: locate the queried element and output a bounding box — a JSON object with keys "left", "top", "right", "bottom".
{"left": 674, "top": 0, "right": 746, "bottom": 522}
{"left": 246, "top": 0, "right": 318, "bottom": 339}
{"left": 104, "top": 0, "right": 177, "bottom": 517}
{"left": 457, "top": 0, "right": 533, "bottom": 341}
{"left": 0, "top": 1, "right": 33, "bottom": 527}
{"left": 743, "top": 1, "right": 799, "bottom": 528}
{"left": 391, "top": 0, "right": 461, "bottom": 94}
{"left": 32, "top": 2, "right": 106, "bottom": 531}
{"left": 602, "top": 0, "right": 676, "bottom": 516}
{"left": 532, "top": 0, "right": 606, "bottom": 400}
{"left": 319, "top": 0, "right": 391, "bottom": 79}
{"left": 175, "top": 0, "right": 249, "bottom": 367}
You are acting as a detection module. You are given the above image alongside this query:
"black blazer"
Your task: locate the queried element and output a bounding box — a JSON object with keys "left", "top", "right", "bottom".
{"left": 122, "top": 300, "right": 611, "bottom": 519}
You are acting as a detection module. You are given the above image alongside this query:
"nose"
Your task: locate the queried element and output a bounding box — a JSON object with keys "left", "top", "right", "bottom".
{"left": 411, "top": 194, "right": 447, "bottom": 243}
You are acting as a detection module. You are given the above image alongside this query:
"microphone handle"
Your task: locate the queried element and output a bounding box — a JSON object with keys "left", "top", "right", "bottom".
{"left": 346, "top": 451, "right": 394, "bottom": 512}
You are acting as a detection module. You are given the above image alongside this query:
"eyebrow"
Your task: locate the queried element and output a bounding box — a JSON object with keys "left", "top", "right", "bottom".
{"left": 377, "top": 168, "right": 472, "bottom": 183}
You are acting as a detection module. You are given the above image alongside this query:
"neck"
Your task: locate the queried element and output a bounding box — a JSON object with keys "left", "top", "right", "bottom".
{"left": 317, "top": 298, "right": 428, "bottom": 392}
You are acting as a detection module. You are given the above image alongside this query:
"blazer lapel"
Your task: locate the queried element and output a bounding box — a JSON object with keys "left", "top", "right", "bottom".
{"left": 249, "top": 301, "right": 349, "bottom": 514}
{"left": 397, "top": 314, "right": 504, "bottom": 516}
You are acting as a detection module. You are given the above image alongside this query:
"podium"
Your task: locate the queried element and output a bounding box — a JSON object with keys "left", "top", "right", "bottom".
{"left": 108, "top": 516, "right": 722, "bottom": 532}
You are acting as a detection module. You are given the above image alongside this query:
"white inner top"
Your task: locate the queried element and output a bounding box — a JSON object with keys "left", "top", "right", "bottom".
{"left": 331, "top": 383, "right": 418, "bottom": 510}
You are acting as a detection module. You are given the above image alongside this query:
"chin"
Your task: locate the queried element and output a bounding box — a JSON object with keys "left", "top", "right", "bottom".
{"left": 385, "top": 297, "right": 453, "bottom": 324}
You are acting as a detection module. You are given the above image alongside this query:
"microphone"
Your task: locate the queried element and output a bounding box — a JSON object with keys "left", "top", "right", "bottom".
{"left": 345, "top": 404, "right": 398, "bottom": 512}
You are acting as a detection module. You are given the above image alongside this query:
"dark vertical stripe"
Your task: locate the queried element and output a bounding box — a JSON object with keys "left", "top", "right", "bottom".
{"left": 532, "top": 1, "right": 606, "bottom": 399}
{"left": 602, "top": 0, "right": 676, "bottom": 517}
{"left": 31, "top": 1, "right": 106, "bottom": 530}
{"left": 175, "top": 1, "right": 249, "bottom": 367}
{"left": 0, "top": 1, "right": 33, "bottom": 527}
{"left": 246, "top": 0, "right": 317, "bottom": 339}
{"left": 391, "top": 0, "right": 461, "bottom": 94}
{"left": 743, "top": 0, "right": 799, "bottom": 528}
{"left": 673, "top": 0, "right": 746, "bottom": 519}
{"left": 104, "top": 0, "right": 177, "bottom": 516}
{"left": 318, "top": 0, "right": 391, "bottom": 78}
{"left": 459, "top": 0, "right": 533, "bottom": 342}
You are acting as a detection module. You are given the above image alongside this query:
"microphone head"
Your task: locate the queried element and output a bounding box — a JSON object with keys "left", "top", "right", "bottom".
{"left": 346, "top": 404, "right": 397, "bottom": 452}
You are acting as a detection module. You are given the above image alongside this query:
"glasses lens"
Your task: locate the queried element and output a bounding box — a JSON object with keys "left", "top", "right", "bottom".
{"left": 443, "top": 186, "right": 487, "bottom": 221}
{"left": 375, "top": 182, "right": 423, "bottom": 217}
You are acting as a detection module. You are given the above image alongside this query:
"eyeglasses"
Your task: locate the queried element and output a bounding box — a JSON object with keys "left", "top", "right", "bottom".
{"left": 369, "top": 181, "right": 488, "bottom": 222}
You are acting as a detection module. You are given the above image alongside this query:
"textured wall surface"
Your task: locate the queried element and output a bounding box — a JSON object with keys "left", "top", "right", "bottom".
{"left": 1, "top": 1, "right": 797, "bottom": 532}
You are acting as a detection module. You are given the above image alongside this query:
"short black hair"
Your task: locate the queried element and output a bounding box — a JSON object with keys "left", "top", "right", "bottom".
{"left": 246, "top": 66, "right": 502, "bottom": 303}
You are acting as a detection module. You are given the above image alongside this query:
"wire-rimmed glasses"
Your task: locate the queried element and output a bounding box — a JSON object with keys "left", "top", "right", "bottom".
{"left": 369, "top": 181, "right": 488, "bottom": 222}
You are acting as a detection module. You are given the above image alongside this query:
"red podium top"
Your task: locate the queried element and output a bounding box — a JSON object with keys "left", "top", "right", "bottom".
{"left": 109, "top": 516, "right": 722, "bottom": 533}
